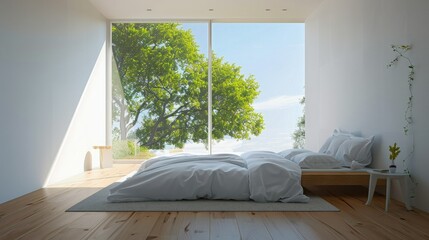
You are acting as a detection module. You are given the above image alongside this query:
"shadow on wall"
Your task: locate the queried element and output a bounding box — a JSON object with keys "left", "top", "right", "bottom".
{"left": 0, "top": 0, "right": 107, "bottom": 204}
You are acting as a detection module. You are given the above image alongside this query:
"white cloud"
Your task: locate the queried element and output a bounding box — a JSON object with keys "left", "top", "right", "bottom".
{"left": 253, "top": 95, "right": 303, "bottom": 111}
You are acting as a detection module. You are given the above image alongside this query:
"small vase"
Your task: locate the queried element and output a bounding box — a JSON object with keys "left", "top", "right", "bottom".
{"left": 389, "top": 164, "right": 397, "bottom": 173}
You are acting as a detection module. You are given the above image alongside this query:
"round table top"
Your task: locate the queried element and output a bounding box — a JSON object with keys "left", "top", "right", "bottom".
{"left": 93, "top": 145, "right": 112, "bottom": 149}
{"left": 367, "top": 169, "right": 409, "bottom": 176}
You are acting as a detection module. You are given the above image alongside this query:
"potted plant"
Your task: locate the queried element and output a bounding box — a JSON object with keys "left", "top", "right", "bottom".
{"left": 388, "top": 143, "right": 401, "bottom": 173}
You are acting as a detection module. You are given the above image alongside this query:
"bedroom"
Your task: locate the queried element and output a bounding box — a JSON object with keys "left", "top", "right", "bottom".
{"left": 1, "top": 0, "right": 429, "bottom": 238}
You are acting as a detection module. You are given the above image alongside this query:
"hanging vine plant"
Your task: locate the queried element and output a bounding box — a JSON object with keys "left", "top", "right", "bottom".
{"left": 387, "top": 44, "right": 416, "bottom": 188}
{"left": 387, "top": 45, "right": 415, "bottom": 135}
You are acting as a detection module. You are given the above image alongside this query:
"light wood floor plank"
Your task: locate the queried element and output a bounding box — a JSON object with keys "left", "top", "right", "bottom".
{"left": 171, "top": 212, "right": 195, "bottom": 240}
{"left": 1, "top": 164, "right": 429, "bottom": 240}
{"left": 112, "top": 212, "right": 161, "bottom": 240}
{"left": 328, "top": 186, "right": 429, "bottom": 239}
{"left": 19, "top": 212, "right": 107, "bottom": 240}
{"left": 0, "top": 189, "right": 94, "bottom": 239}
{"left": 303, "top": 212, "right": 364, "bottom": 240}
{"left": 261, "top": 212, "right": 305, "bottom": 240}
{"left": 312, "top": 189, "right": 406, "bottom": 239}
{"left": 183, "top": 212, "right": 211, "bottom": 240}
{"left": 210, "top": 212, "right": 240, "bottom": 240}
{"left": 82, "top": 212, "right": 134, "bottom": 240}
{"left": 146, "top": 212, "right": 180, "bottom": 240}
{"left": 235, "top": 212, "right": 272, "bottom": 240}
{"left": 282, "top": 212, "right": 345, "bottom": 240}
{"left": 0, "top": 188, "right": 69, "bottom": 230}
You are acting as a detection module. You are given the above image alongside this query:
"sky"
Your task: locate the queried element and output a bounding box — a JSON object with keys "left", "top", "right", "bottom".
{"left": 181, "top": 23, "right": 305, "bottom": 153}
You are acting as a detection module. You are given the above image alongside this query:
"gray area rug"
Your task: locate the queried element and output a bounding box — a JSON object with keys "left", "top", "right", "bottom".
{"left": 67, "top": 183, "right": 338, "bottom": 212}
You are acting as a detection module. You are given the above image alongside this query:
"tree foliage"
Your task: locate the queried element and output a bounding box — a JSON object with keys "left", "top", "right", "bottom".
{"left": 112, "top": 23, "right": 264, "bottom": 149}
{"left": 292, "top": 97, "right": 305, "bottom": 149}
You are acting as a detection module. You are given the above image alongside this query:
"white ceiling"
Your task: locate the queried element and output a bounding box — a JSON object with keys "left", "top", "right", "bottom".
{"left": 89, "top": 0, "right": 324, "bottom": 22}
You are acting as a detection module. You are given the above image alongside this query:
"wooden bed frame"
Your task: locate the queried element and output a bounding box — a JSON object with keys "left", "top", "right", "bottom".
{"left": 302, "top": 171, "right": 370, "bottom": 186}
{"left": 301, "top": 170, "right": 386, "bottom": 187}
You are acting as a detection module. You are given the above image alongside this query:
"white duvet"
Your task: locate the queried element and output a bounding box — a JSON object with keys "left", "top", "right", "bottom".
{"left": 107, "top": 151, "right": 309, "bottom": 203}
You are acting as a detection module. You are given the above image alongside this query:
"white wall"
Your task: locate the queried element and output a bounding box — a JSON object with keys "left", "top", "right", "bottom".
{"left": 306, "top": 0, "right": 429, "bottom": 212}
{"left": 0, "top": 0, "right": 106, "bottom": 203}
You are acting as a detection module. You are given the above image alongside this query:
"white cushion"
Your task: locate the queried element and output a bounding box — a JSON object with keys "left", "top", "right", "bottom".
{"left": 317, "top": 129, "right": 374, "bottom": 169}
{"left": 319, "top": 129, "right": 355, "bottom": 154}
{"left": 318, "top": 136, "right": 333, "bottom": 153}
{"left": 325, "top": 134, "right": 350, "bottom": 156}
{"left": 335, "top": 138, "right": 366, "bottom": 163}
{"left": 335, "top": 136, "right": 374, "bottom": 168}
{"left": 278, "top": 149, "right": 311, "bottom": 159}
{"left": 290, "top": 152, "right": 342, "bottom": 169}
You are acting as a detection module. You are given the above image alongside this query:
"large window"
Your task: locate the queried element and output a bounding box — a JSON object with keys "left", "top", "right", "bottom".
{"left": 111, "top": 22, "right": 304, "bottom": 160}
{"left": 212, "top": 23, "right": 305, "bottom": 153}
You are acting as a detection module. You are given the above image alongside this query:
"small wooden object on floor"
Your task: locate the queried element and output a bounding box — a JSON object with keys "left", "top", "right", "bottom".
{"left": 93, "top": 145, "right": 113, "bottom": 168}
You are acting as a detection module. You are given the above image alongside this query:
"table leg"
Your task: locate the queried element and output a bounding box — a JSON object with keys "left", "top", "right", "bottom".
{"left": 366, "top": 174, "right": 378, "bottom": 206}
{"left": 385, "top": 177, "right": 391, "bottom": 211}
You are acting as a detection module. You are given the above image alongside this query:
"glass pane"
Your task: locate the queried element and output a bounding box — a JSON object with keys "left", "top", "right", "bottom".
{"left": 111, "top": 23, "right": 208, "bottom": 160}
{"left": 211, "top": 23, "right": 305, "bottom": 153}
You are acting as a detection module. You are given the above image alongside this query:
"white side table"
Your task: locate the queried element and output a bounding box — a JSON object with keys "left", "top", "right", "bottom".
{"left": 365, "top": 169, "right": 412, "bottom": 211}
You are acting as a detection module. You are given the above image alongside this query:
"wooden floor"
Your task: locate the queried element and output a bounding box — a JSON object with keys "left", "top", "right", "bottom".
{"left": 1, "top": 164, "right": 429, "bottom": 240}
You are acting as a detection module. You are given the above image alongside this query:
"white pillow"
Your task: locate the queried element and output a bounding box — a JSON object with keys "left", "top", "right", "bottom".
{"left": 335, "top": 136, "right": 374, "bottom": 168}
{"left": 318, "top": 135, "right": 333, "bottom": 154}
{"left": 325, "top": 134, "right": 350, "bottom": 156}
{"left": 278, "top": 149, "right": 311, "bottom": 159}
{"left": 290, "top": 152, "right": 342, "bottom": 169}
{"left": 319, "top": 129, "right": 354, "bottom": 154}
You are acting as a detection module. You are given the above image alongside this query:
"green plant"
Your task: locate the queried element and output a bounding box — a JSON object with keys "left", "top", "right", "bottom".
{"left": 112, "top": 140, "right": 156, "bottom": 160}
{"left": 387, "top": 44, "right": 417, "bottom": 189}
{"left": 112, "top": 140, "right": 136, "bottom": 159}
{"left": 388, "top": 142, "right": 400, "bottom": 163}
{"left": 387, "top": 45, "right": 415, "bottom": 135}
{"left": 292, "top": 97, "right": 305, "bottom": 149}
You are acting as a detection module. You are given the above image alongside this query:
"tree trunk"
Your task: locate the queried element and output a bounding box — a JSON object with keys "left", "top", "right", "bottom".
{"left": 119, "top": 98, "right": 128, "bottom": 140}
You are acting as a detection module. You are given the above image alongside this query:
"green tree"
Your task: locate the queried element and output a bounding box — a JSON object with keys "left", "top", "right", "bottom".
{"left": 292, "top": 97, "right": 305, "bottom": 149}
{"left": 112, "top": 23, "right": 264, "bottom": 149}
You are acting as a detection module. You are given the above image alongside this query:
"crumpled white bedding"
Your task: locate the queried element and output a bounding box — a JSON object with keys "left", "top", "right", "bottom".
{"left": 107, "top": 151, "right": 309, "bottom": 203}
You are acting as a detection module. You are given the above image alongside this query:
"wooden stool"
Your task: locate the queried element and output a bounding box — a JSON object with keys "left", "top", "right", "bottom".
{"left": 93, "top": 146, "right": 113, "bottom": 168}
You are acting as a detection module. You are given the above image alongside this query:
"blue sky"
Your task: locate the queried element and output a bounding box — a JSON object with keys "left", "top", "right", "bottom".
{"left": 182, "top": 23, "right": 305, "bottom": 152}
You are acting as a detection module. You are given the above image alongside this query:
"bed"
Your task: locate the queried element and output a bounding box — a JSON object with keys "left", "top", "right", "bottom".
{"left": 108, "top": 151, "right": 310, "bottom": 203}
{"left": 108, "top": 129, "right": 378, "bottom": 202}
{"left": 282, "top": 129, "right": 379, "bottom": 187}
{"left": 279, "top": 149, "right": 377, "bottom": 187}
